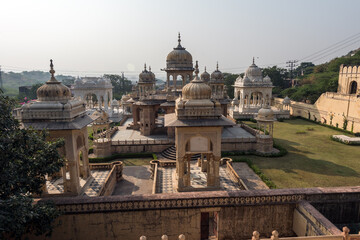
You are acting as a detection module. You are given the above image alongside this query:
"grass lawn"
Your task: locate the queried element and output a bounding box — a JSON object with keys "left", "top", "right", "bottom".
{"left": 239, "top": 119, "right": 360, "bottom": 188}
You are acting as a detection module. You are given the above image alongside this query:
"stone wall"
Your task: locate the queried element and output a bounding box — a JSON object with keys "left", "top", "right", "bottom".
{"left": 30, "top": 186, "right": 360, "bottom": 240}
{"left": 112, "top": 143, "right": 174, "bottom": 154}
{"left": 293, "top": 201, "right": 342, "bottom": 236}
{"left": 274, "top": 94, "right": 360, "bottom": 133}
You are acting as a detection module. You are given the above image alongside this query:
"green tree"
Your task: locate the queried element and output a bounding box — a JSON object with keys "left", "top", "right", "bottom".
{"left": 223, "top": 73, "right": 239, "bottom": 99}
{"left": 262, "top": 66, "right": 288, "bottom": 89}
{"left": 0, "top": 91, "right": 64, "bottom": 239}
{"left": 104, "top": 74, "right": 133, "bottom": 99}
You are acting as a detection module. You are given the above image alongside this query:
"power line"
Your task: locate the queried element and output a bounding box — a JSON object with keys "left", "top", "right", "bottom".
{"left": 309, "top": 38, "right": 360, "bottom": 63}
{"left": 299, "top": 32, "right": 360, "bottom": 62}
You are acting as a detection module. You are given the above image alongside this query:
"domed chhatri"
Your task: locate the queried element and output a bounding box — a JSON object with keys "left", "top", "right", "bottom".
{"left": 256, "top": 106, "right": 276, "bottom": 122}
{"left": 283, "top": 96, "right": 291, "bottom": 105}
{"left": 210, "top": 62, "right": 224, "bottom": 82}
{"left": 139, "top": 64, "right": 155, "bottom": 82}
{"left": 200, "top": 66, "right": 210, "bottom": 83}
{"left": 166, "top": 33, "right": 193, "bottom": 69}
{"left": 36, "top": 59, "right": 71, "bottom": 101}
{"left": 182, "top": 61, "right": 211, "bottom": 100}
{"left": 245, "top": 57, "right": 262, "bottom": 80}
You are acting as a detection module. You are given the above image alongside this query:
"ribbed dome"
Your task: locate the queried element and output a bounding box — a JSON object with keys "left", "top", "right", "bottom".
{"left": 245, "top": 59, "right": 262, "bottom": 79}
{"left": 166, "top": 33, "right": 193, "bottom": 69}
{"left": 257, "top": 106, "right": 275, "bottom": 121}
{"left": 36, "top": 60, "right": 71, "bottom": 102}
{"left": 210, "top": 63, "right": 224, "bottom": 82}
{"left": 139, "top": 64, "right": 155, "bottom": 82}
{"left": 182, "top": 62, "right": 211, "bottom": 100}
{"left": 200, "top": 67, "right": 210, "bottom": 82}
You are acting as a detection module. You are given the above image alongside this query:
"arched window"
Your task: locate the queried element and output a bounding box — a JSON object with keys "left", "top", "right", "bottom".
{"left": 349, "top": 81, "right": 357, "bottom": 94}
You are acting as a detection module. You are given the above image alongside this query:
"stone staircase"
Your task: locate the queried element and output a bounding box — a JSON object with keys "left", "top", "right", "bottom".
{"left": 160, "top": 146, "right": 201, "bottom": 161}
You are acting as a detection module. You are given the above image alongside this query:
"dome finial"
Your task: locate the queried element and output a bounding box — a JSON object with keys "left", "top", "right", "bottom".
{"left": 252, "top": 57, "right": 255, "bottom": 64}
{"left": 144, "top": 63, "right": 147, "bottom": 71}
{"left": 149, "top": 66, "right": 151, "bottom": 71}
{"left": 178, "top": 32, "right": 181, "bottom": 44}
{"left": 49, "top": 59, "right": 57, "bottom": 82}
{"left": 194, "top": 60, "right": 199, "bottom": 76}
{"left": 216, "top": 62, "right": 219, "bottom": 71}
{"left": 205, "top": 66, "right": 207, "bottom": 72}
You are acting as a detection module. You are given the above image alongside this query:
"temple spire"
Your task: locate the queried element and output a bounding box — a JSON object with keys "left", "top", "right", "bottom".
{"left": 178, "top": 32, "right": 181, "bottom": 45}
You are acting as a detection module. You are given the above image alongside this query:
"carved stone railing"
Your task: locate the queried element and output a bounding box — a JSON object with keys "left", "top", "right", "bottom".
{"left": 46, "top": 186, "right": 360, "bottom": 214}
{"left": 241, "top": 123, "right": 258, "bottom": 136}
{"left": 250, "top": 227, "right": 360, "bottom": 240}
{"left": 89, "top": 161, "right": 123, "bottom": 181}
{"left": 97, "top": 126, "right": 118, "bottom": 139}
{"left": 225, "top": 160, "right": 248, "bottom": 190}
{"left": 150, "top": 160, "right": 159, "bottom": 194}
{"left": 89, "top": 161, "right": 123, "bottom": 196}
{"left": 159, "top": 161, "right": 177, "bottom": 167}
{"left": 112, "top": 138, "right": 175, "bottom": 146}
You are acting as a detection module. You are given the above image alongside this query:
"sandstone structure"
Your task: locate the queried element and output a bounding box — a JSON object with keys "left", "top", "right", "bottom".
{"left": 273, "top": 64, "right": 360, "bottom": 133}
{"left": 19, "top": 60, "right": 93, "bottom": 195}
{"left": 165, "top": 61, "right": 234, "bottom": 191}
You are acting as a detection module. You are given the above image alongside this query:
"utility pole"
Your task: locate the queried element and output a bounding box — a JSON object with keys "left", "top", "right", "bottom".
{"left": 286, "top": 60, "right": 298, "bottom": 87}
{"left": 0, "top": 65, "right": 3, "bottom": 90}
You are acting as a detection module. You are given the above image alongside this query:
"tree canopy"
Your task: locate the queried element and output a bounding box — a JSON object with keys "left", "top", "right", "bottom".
{"left": 0, "top": 91, "right": 64, "bottom": 239}
{"left": 104, "top": 74, "right": 133, "bottom": 100}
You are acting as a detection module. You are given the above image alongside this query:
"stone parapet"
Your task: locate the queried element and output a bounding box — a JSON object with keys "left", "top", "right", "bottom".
{"left": 41, "top": 186, "right": 360, "bottom": 214}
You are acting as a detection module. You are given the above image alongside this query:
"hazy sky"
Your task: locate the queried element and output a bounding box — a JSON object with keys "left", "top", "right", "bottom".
{"left": 1, "top": 0, "right": 360, "bottom": 80}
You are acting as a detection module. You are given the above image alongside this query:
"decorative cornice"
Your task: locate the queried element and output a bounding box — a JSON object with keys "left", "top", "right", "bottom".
{"left": 39, "top": 186, "right": 360, "bottom": 214}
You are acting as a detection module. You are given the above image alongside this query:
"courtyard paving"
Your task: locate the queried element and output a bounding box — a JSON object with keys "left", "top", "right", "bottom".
{"left": 112, "top": 166, "right": 153, "bottom": 195}
{"left": 156, "top": 162, "right": 240, "bottom": 193}
{"left": 46, "top": 170, "right": 111, "bottom": 197}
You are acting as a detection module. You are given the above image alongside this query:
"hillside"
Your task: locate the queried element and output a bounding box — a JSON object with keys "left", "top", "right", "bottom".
{"left": 280, "top": 49, "right": 360, "bottom": 103}
{"left": 1, "top": 71, "right": 74, "bottom": 96}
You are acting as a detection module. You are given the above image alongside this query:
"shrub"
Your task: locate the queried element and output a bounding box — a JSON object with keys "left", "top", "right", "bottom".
{"left": 222, "top": 142, "right": 287, "bottom": 158}
{"left": 232, "top": 158, "right": 277, "bottom": 189}
{"left": 249, "top": 118, "right": 257, "bottom": 123}
{"left": 306, "top": 127, "right": 314, "bottom": 131}
{"left": 88, "top": 147, "right": 94, "bottom": 154}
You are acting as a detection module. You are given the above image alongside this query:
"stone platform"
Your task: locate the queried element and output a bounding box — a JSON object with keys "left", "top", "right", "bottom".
{"left": 156, "top": 162, "right": 240, "bottom": 193}
{"left": 46, "top": 170, "right": 111, "bottom": 197}
{"left": 112, "top": 166, "right": 153, "bottom": 196}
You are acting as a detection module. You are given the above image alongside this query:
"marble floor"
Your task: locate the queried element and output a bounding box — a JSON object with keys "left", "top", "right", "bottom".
{"left": 46, "top": 170, "right": 111, "bottom": 197}
{"left": 156, "top": 162, "right": 240, "bottom": 193}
